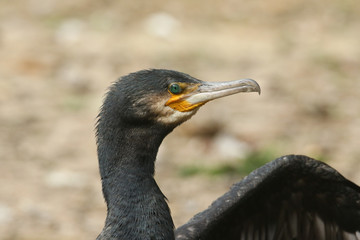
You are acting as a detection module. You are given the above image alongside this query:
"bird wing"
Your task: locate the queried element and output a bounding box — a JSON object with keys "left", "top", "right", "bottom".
{"left": 175, "top": 155, "right": 360, "bottom": 240}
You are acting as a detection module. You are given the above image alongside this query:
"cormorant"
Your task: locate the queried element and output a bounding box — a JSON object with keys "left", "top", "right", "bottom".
{"left": 96, "top": 69, "right": 360, "bottom": 240}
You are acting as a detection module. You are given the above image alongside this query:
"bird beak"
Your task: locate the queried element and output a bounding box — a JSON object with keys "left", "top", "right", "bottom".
{"left": 166, "top": 78, "right": 260, "bottom": 112}
{"left": 187, "top": 78, "right": 260, "bottom": 105}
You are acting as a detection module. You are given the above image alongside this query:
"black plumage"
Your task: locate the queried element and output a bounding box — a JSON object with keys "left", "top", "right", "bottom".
{"left": 96, "top": 69, "right": 360, "bottom": 240}
{"left": 176, "top": 155, "right": 360, "bottom": 239}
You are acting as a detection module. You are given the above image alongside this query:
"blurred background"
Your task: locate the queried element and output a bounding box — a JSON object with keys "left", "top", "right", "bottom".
{"left": 1, "top": 0, "right": 360, "bottom": 239}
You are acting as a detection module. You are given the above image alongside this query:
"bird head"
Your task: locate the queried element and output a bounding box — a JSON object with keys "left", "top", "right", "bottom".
{"left": 100, "top": 69, "right": 260, "bottom": 131}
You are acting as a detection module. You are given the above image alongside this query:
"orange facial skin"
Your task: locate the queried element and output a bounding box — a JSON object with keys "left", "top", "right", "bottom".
{"left": 165, "top": 83, "right": 206, "bottom": 112}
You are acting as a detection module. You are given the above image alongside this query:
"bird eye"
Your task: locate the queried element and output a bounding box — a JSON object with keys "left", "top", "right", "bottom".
{"left": 169, "top": 83, "right": 182, "bottom": 94}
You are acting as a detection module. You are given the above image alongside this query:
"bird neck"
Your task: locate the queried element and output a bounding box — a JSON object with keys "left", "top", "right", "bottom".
{"left": 96, "top": 122, "right": 175, "bottom": 240}
{"left": 97, "top": 124, "right": 167, "bottom": 177}
{"left": 98, "top": 169, "right": 174, "bottom": 240}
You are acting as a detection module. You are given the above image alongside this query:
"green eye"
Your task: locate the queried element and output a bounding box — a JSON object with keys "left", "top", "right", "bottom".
{"left": 169, "top": 83, "right": 182, "bottom": 94}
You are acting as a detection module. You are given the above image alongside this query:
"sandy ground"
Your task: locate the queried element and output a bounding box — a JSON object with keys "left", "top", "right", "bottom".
{"left": 1, "top": 0, "right": 360, "bottom": 239}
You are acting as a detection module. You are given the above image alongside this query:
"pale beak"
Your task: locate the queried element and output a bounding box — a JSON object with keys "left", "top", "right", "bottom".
{"left": 186, "top": 79, "right": 260, "bottom": 105}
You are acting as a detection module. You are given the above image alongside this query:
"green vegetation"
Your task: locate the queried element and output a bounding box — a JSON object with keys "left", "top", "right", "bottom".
{"left": 179, "top": 148, "right": 278, "bottom": 178}
{"left": 61, "top": 95, "right": 88, "bottom": 112}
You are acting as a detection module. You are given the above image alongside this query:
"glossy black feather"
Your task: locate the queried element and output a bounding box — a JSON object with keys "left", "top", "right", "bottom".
{"left": 175, "top": 155, "right": 360, "bottom": 240}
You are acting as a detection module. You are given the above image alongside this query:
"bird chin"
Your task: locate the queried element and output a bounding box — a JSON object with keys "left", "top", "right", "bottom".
{"left": 157, "top": 106, "right": 198, "bottom": 126}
